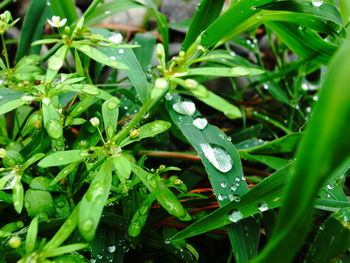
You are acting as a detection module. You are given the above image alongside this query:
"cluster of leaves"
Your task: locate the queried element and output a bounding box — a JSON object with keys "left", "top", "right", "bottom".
{"left": 1, "top": 0, "right": 350, "bottom": 262}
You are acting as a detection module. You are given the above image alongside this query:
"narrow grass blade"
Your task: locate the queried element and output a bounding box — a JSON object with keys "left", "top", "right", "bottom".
{"left": 85, "top": 0, "right": 143, "bottom": 26}
{"left": 253, "top": 38, "right": 350, "bottom": 263}
{"left": 182, "top": 0, "right": 225, "bottom": 51}
{"left": 16, "top": 0, "right": 51, "bottom": 61}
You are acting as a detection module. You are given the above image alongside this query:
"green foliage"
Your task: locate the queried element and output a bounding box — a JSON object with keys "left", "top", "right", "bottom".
{"left": 1, "top": 0, "right": 350, "bottom": 262}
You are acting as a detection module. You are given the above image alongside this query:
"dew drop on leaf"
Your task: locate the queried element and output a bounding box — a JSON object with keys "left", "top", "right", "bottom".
{"left": 108, "top": 245, "right": 116, "bottom": 253}
{"left": 82, "top": 85, "right": 100, "bottom": 95}
{"left": 312, "top": 0, "right": 323, "bottom": 7}
{"left": 228, "top": 210, "right": 243, "bottom": 223}
{"left": 173, "top": 101, "right": 196, "bottom": 116}
{"left": 258, "top": 201, "right": 268, "bottom": 212}
{"left": 118, "top": 49, "right": 124, "bottom": 54}
{"left": 220, "top": 182, "right": 227, "bottom": 188}
{"left": 46, "top": 119, "right": 62, "bottom": 139}
{"left": 200, "top": 144, "right": 232, "bottom": 173}
{"left": 192, "top": 118, "right": 208, "bottom": 130}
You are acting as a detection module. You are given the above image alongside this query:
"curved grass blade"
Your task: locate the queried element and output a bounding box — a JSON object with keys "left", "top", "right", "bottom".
{"left": 85, "top": 0, "right": 143, "bottom": 26}
{"left": 38, "top": 150, "right": 89, "bottom": 167}
{"left": 16, "top": 0, "right": 51, "bottom": 61}
{"left": 182, "top": 0, "right": 225, "bottom": 51}
{"left": 253, "top": 37, "right": 350, "bottom": 263}
{"left": 167, "top": 94, "right": 259, "bottom": 262}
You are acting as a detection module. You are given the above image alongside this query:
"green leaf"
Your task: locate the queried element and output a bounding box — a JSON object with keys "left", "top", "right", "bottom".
{"left": 50, "top": 162, "right": 80, "bottom": 186}
{"left": 167, "top": 94, "right": 259, "bottom": 262}
{"left": 186, "top": 66, "right": 265, "bottom": 77}
{"left": 78, "top": 159, "right": 112, "bottom": 241}
{"left": 73, "top": 44, "right": 128, "bottom": 70}
{"left": 85, "top": 0, "right": 143, "bottom": 26}
{"left": 26, "top": 217, "right": 38, "bottom": 253}
{"left": 182, "top": 0, "right": 225, "bottom": 51}
{"left": 45, "top": 45, "right": 69, "bottom": 83}
{"left": 188, "top": 87, "right": 242, "bottom": 119}
{"left": 41, "top": 243, "right": 88, "bottom": 258}
{"left": 102, "top": 97, "right": 120, "bottom": 140}
{"left": 16, "top": 0, "right": 51, "bottom": 61}
{"left": 96, "top": 28, "right": 149, "bottom": 104}
{"left": 111, "top": 154, "right": 131, "bottom": 181}
{"left": 38, "top": 150, "right": 90, "bottom": 167}
{"left": 253, "top": 37, "right": 350, "bottom": 263}
{"left": 43, "top": 205, "right": 79, "bottom": 251}
{"left": 0, "top": 98, "right": 27, "bottom": 115}
{"left": 132, "top": 164, "right": 191, "bottom": 221}
{"left": 304, "top": 208, "right": 350, "bottom": 263}
{"left": 12, "top": 178, "right": 24, "bottom": 214}
{"left": 119, "top": 120, "right": 171, "bottom": 147}
{"left": 133, "top": 33, "right": 157, "bottom": 71}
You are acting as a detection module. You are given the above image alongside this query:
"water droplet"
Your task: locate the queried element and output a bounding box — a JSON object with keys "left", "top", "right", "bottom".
{"left": 230, "top": 51, "right": 236, "bottom": 56}
{"left": 241, "top": 176, "right": 246, "bottom": 181}
{"left": 46, "top": 1, "right": 51, "bottom": 6}
{"left": 326, "top": 184, "right": 334, "bottom": 190}
{"left": 217, "top": 194, "right": 226, "bottom": 201}
{"left": 235, "top": 177, "right": 241, "bottom": 182}
{"left": 104, "top": 10, "right": 111, "bottom": 14}
{"left": 263, "top": 84, "right": 269, "bottom": 90}
{"left": 173, "top": 100, "right": 196, "bottom": 116}
{"left": 231, "top": 66, "right": 251, "bottom": 76}
{"left": 193, "top": 118, "right": 208, "bottom": 130}
{"left": 319, "top": 225, "right": 325, "bottom": 230}
{"left": 110, "top": 56, "right": 116, "bottom": 60}
{"left": 228, "top": 210, "right": 243, "bottom": 223}
{"left": 107, "top": 101, "right": 118, "bottom": 110}
{"left": 108, "top": 245, "right": 116, "bottom": 253}
{"left": 42, "top": 97, "right": 51, "bottom": 106}
{"left": 306, "top": 107, "right": 312, "bottom": 113}
{"left": 313, "top": 95, "right": 319, "bottom": 101}
{"left": 258, "top": 201, "right": 268, "bottom": 212}
{"left": 230, "top": 185, "right": 238, "bottom": 191}
{"left": 200, "top": 144, "right": 232, "bottom": 173}
{"left": 82, "top": 218, "right": 94, "bottom": 232}
{"left": 232, "top": 194, "right": 240, "bottom": 202}
{"left": 82, "top": 85, "right": 100, "bottom": 95}
{"left": 118, "top": 49, "right": 124, "bottom": 54}
{"left": 97, "top": 253, "right": 103, "bottom": 260}
{"left": 312, "top": 0, "right": 323, "bottom": 7}
{"left": 90, "top": 259, "right": 96, "bottom": 263}
{"left": 220, "top": 182, "right": 227, "bottom": 188}
{"left": 165, "top": 93, "right": 173, "bottom": 100}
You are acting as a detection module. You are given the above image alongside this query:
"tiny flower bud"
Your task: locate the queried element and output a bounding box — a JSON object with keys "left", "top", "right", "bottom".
{"left": 156, "top": 43, "right": 165, "bottom": 59}
{"left": 89, "top": 117, "right": 100, "bottom": 127}
{"left": 8, "top": 236, "right": 21, "bottom": 248}
{"left": 129, "top": 129, "right": 140, "bottom": 138}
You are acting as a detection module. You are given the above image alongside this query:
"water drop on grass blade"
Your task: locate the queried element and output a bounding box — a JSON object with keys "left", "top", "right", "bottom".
{"left": 312, "top": 0, "right": 323, "bottom": 7}
{"left": 258, "top": 201, "right": 268, "bottom": 212}
{"left": 108, "top": 245, "right": 116, "bottom": 253}
{"left": 193, "top": 118, "right": 208, "bottom": 130}
{"left": 200, "top": 144, "right": 233, "bottom": 173}
{"left": 173, "top": 101, "right": 196, "bottom": 116}
{"left": 228, "top": 210, "right": 243, "bottom": 223}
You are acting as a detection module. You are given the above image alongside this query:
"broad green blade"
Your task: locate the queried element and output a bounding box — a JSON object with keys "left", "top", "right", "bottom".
{"left": 253, "top": 38, "right": 350, "bottom": 263}
{"left": 182, "top": 0, "right": 225, "bottom": 51}
{"left": 167, "top": 94, "right": 260, "bottom": 262}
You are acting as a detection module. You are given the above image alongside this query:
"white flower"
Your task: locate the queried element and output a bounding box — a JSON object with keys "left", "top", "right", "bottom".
{"left": 47, "top": 16, "right": 67, "bottom": 28}
{"left": 89, "top": 117, "right": 100, "bottom": 127}
{"left": 108, "top": 33, "right": 123, "bottom": 44}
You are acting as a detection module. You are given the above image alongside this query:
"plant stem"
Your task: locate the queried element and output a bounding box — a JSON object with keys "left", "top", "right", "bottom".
{"left": 113, "top": 100, "right": 152, "bottom": 145}
{"left": 83, "top": 0, "right": 103, "bottom": 19}
{"left": 1, "top": 34, "right": 10, "bottom": 68}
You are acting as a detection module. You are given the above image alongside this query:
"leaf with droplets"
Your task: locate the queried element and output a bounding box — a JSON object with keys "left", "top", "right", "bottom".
{"left": 187, "top": 66, "right": 265, "bottom": 77}
{"left": 79, "top": 159, "right": 112, "bottom": 241}
{"left": 38, "top": 150, "right": 90, "bottom": 168}
{"left": 102, "top": 97, "right": 120, "bottom": 141}
{"left": 167, "top": 93, "right": 260, "bottom": 262}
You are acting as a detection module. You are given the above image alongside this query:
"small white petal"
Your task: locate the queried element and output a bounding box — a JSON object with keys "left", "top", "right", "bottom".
{"left": 108, "top": 33, "right": 123, "bottom": 44}
{"left": 59, "top": 18, "right": 67, "bottom": 27}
